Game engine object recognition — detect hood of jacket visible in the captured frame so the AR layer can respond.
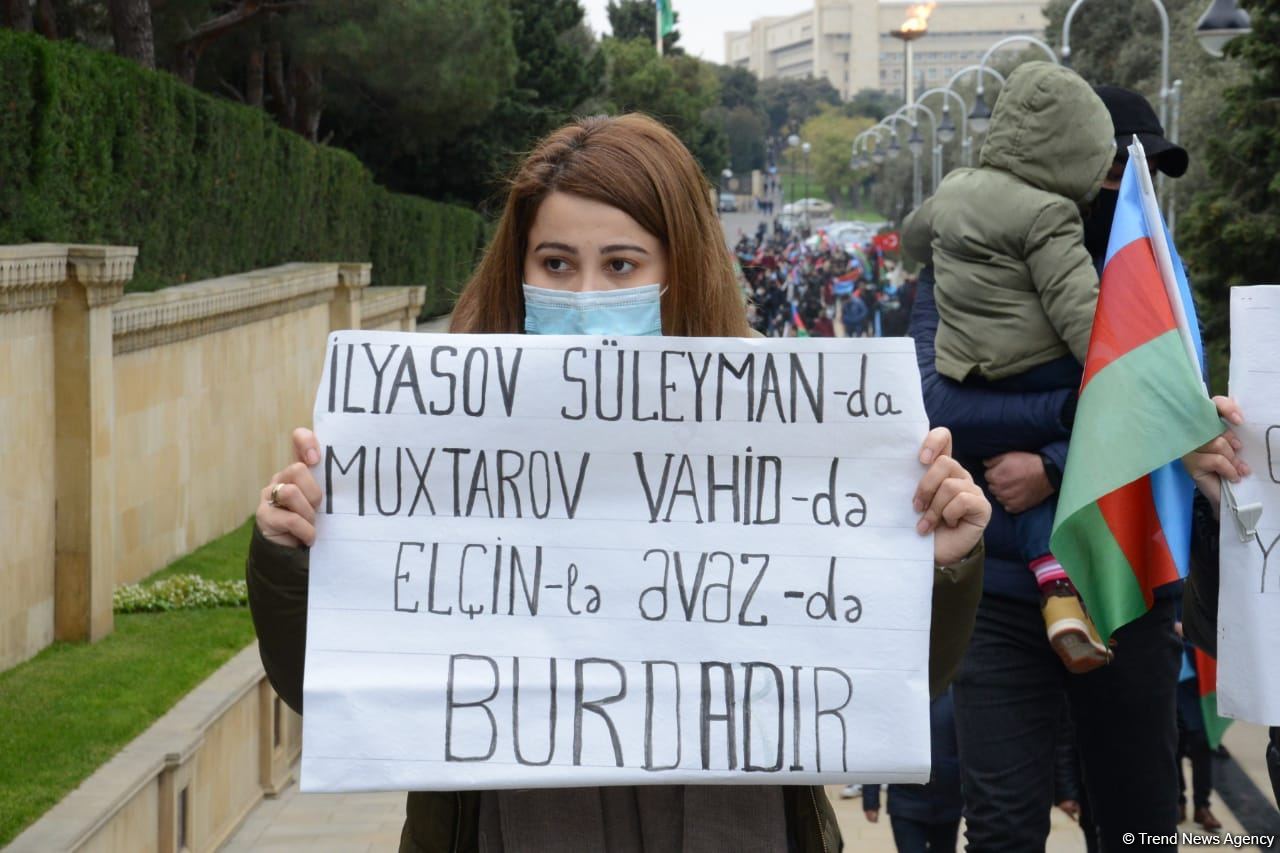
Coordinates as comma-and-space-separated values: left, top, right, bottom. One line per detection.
978, 62, 1115, 203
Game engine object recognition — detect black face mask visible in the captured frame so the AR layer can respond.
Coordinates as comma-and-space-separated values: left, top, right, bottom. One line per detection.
1083, 188, 1119, 265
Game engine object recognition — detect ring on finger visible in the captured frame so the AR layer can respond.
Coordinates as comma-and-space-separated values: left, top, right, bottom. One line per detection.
268, 483, 286, 508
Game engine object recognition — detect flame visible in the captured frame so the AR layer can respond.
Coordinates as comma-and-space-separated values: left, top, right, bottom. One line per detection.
900, 1, 937, 34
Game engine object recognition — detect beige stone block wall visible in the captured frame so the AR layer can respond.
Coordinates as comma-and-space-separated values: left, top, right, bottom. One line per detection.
189, 687, 263, 850
366, 316, 409, 332
113, 302, 331, 584
362, 285, 426, 334
0, 307, 57, 670
75, 780, 160, 853
0, 248, 425, 665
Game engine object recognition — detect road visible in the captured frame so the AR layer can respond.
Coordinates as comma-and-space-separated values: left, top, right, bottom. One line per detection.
720, 208, 774, 247
222, 721, 1277, 852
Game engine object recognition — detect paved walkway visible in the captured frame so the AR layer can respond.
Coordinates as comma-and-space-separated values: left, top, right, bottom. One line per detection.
221, 723, 1274, 852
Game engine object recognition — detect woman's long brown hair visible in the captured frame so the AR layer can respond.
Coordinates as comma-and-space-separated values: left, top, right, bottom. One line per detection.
450, 113, 750, 337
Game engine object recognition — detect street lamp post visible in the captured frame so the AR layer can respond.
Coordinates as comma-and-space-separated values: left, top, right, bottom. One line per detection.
852, 128, 890, 209
916, 87, 968, 179
852, 130, 873, 166
973, 35, 1059, 134
945, 65, 1006, 165
1063, 0, 1170, 128
801, 141, 812, 231
854, 125, 891, 162
877, 114, 913, 216
1062, 0, 1169, 128
854, 126, 888, 166
1195, 0, 1252, 56
787, 133, 801, 213
889, 103, 938, 207
871, 129, 890, 164
721, 167, 733, 213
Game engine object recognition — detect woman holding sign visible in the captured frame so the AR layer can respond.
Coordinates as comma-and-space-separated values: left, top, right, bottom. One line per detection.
248, 114, 991, 853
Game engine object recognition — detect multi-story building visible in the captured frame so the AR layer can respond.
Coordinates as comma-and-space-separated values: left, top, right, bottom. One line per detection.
725, 0, 1047, 100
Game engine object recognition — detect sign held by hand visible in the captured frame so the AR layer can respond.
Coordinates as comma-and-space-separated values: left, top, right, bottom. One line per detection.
302, 331, 935, 791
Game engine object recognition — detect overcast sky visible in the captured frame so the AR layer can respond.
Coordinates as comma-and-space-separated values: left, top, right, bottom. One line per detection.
581, 0, 819, 64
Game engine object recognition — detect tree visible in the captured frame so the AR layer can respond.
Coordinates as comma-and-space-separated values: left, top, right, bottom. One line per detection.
46, 0, 114, 49
295, 0, 516, 141
108, 0, 154, 67
2, 0, 32, 31
150, 0, 517, 143
716, 65, 760, 111
846, 88, 900, 121
378, 0, 605, 205
159, 1, 293, 85
759, 76, 841, 139
602, 38, 726, 176
512, 0, 603, 116
1180, 0, 1279, 348
3, 0, 101, 44
720, 105, 767, 173
606, 0, 679, 54
861, 150, 913, 225
707, 65, 768, 174
792, 105, 872, 207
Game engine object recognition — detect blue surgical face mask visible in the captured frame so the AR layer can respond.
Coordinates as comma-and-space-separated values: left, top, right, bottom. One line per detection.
522, 283, 663, 336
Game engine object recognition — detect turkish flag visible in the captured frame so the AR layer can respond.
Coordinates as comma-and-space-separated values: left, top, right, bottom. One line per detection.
873, 232, 901, 253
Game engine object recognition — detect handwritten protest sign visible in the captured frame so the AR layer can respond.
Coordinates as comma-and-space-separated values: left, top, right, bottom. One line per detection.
1218, 286, 1280, 726
300, 331, 934, 792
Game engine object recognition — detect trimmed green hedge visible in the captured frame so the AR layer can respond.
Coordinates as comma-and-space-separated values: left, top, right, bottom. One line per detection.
0, 31, 483, 305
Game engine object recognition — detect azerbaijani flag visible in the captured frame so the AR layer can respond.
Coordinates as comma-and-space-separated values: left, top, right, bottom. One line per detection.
657, 0, 675, 38
1049, 138, 1223, 642
1194, 648, 1232, 750
791, 303, 809, 337
833, 270, 859, 296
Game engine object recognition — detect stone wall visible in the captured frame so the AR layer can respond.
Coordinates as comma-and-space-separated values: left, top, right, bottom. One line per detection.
0, 246, 63, 670
0, 244, 426, 667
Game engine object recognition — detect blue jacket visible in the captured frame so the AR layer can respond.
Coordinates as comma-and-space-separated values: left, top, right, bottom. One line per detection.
863, 692, 962, 823
909, 269, 1073, 602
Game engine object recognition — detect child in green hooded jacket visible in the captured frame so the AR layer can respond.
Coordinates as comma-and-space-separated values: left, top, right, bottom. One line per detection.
904, 61, 1116, 673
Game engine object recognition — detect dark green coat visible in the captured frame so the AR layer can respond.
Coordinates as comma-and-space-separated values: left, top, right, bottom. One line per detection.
904, 61, 1115, 382
246, 528, 982, 852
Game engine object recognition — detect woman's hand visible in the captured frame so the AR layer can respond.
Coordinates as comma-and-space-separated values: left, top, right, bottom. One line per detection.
1182, 396, 1249, 517
915, 427, 991, 566
256, 428, 324, 548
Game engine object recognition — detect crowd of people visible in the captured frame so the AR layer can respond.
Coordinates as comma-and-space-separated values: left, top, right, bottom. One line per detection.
736, 221, 916, 340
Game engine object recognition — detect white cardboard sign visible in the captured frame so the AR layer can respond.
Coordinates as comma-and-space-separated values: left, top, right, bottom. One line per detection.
1218, 286, 1280, 726
300, 331, 934, 792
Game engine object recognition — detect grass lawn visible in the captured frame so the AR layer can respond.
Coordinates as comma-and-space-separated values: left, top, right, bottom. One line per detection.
0, 518, 258, 846
777, 172, 827, 205
831, 206, 887, 224
774, 175, 887, 224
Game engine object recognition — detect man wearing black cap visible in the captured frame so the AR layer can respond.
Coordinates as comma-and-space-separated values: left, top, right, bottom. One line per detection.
906, 85, 1198, 853
1082, 86, 1190, 264
1057, 83, 1206, 846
